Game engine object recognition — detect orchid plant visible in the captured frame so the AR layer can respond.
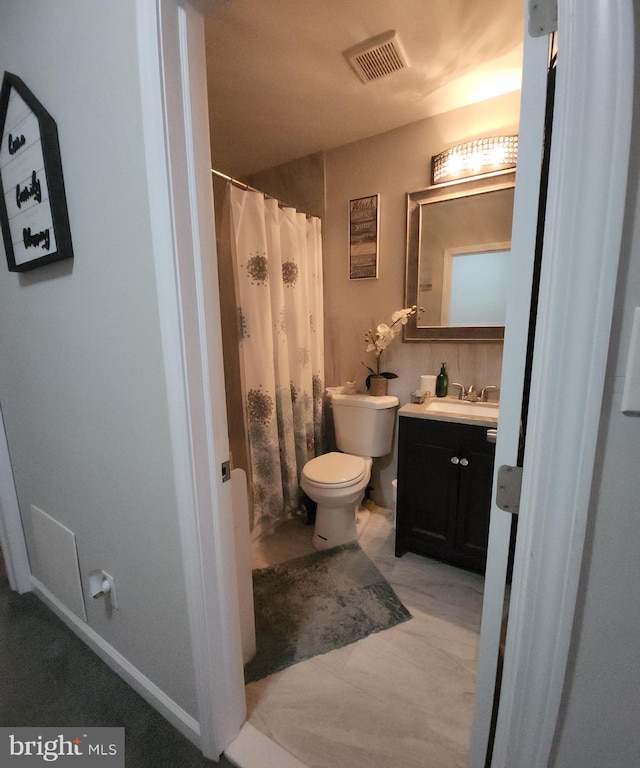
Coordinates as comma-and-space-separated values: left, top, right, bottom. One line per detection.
363, 305, 418, 388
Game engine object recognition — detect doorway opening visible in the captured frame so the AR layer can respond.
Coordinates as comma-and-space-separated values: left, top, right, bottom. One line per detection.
204, 2, 527, 766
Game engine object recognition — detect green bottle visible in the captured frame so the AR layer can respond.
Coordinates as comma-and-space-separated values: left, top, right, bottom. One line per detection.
436, 363, 448, 398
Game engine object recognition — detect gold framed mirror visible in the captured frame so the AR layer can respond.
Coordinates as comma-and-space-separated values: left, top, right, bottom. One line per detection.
404, 170, 515, 342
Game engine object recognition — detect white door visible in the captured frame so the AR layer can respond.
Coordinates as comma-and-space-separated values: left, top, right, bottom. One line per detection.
469, 26, 551, 768
472, 0, 634, 765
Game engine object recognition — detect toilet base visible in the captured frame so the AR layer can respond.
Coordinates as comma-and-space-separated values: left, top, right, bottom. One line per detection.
312, 499, 370, 551
355, 508, 370, 537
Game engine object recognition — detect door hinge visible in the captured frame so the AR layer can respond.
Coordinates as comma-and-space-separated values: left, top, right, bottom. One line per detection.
529, 0, 557, 37
221, 460, 231, 483
496, 465, 523, 515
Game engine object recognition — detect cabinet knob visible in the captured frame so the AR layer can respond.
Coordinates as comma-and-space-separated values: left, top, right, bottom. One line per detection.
460, 458, 469, 467
450, 456, 460, 465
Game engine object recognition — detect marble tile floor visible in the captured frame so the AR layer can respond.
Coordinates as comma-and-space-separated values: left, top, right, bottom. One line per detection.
247, 508, 485, 768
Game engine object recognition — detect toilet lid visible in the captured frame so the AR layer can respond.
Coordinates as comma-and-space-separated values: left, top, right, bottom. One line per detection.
303, 452, 367, 487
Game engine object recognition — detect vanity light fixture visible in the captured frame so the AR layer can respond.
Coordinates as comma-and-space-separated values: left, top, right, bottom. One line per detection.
431, 135, 518, 185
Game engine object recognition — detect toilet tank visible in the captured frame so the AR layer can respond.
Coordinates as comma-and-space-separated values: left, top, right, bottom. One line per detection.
331, 394, 399, 457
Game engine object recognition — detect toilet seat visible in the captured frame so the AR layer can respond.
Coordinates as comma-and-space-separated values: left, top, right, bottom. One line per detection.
302, 452, 367, 488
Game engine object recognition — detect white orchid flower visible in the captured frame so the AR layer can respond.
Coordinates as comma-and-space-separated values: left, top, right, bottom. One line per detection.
363, 307, 418, 380
391, 306, 417, 325
376, 323, 395, 343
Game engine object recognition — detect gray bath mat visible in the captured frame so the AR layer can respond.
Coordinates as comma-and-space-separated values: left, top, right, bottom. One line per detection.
244, 541, 412, 684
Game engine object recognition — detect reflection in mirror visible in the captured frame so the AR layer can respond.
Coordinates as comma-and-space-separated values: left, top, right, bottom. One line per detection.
404, 170, 515, 342
419, 190, 514, 327
444, 242, 510, 325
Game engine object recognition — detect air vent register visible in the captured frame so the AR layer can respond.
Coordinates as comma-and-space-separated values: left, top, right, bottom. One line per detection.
343, 30, 410, 84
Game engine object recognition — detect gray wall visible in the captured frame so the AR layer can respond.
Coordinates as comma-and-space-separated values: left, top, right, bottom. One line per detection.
242, 151, 325, 220
551, 11, 640, 765
212, 93, 520, 509
0, 1, 197, 715
323, 92, 519, 506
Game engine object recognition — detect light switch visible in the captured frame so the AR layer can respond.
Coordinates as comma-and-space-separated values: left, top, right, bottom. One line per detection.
621, 306, 640, 415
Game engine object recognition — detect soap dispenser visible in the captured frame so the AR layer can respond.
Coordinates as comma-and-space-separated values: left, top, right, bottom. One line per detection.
436, 363, 448, 398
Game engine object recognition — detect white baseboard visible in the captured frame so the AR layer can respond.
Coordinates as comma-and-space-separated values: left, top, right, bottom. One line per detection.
31, 577, 201, 748
224, 723, 309, 768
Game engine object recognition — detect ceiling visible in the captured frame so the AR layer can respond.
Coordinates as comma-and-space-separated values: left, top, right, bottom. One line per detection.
204, 0, 523, 178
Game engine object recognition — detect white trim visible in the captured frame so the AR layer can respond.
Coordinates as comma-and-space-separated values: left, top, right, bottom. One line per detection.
469, 27, 549, 768
136, 0, 245, 760
0, 404, 31, 594
224, 724, 309, 768
173, 0, 247, 751
31, 576, 200, 745
491, 1, 634, 766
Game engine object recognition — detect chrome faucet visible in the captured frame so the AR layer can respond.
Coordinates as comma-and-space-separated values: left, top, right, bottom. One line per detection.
450, 382, 466, 400
480, 385, 499, 402
450, 383, 478, 401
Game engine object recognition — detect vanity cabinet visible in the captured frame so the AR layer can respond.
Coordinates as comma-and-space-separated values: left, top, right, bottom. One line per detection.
395, 415, 496, 573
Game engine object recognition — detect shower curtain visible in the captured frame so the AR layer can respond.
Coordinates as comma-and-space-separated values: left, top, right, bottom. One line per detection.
228, 184, 324, 538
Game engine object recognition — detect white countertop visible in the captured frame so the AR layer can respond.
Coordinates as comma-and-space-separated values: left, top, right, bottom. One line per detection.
399, 397, 499, 428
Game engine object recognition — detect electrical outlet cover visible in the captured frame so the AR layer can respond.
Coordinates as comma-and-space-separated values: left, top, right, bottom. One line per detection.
102, 571, 118, 610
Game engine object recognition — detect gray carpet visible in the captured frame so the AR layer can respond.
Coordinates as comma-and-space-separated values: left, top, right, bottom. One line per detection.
244, 542, 412, 684
0, 571, 234, 767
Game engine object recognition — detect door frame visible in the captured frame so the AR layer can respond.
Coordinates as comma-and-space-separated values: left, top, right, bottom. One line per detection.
489, 1, 634, 766
135, 0, 246, 758
135, 0, 634, 764
471, 27, 550, 766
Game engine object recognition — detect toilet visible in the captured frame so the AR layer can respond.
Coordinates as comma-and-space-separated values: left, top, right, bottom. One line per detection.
301, 393, 399, 551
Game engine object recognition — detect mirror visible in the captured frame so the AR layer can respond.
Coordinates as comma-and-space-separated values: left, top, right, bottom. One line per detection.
404, 170, 515, 341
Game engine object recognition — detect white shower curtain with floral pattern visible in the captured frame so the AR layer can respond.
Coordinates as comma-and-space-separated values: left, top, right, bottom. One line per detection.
229, 185, 324, 538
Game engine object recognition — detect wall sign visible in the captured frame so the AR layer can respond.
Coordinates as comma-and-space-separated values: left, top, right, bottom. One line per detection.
0, 72, 73, 272
348, 194, 379, 280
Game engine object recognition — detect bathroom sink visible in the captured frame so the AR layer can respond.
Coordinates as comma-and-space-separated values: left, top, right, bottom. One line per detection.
399, 398, 499, 426
425, 400, 500, 419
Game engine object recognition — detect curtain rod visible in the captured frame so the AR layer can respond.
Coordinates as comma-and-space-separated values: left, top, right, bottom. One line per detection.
211, 167, 267, 197
210, 167, 313, 218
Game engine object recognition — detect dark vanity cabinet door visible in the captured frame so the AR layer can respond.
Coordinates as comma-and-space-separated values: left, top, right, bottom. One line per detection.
395, 416, 496, 573
455, 444, 495, 565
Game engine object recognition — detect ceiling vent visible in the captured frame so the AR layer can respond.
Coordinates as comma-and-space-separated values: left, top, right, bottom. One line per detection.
343, 30, 410, 84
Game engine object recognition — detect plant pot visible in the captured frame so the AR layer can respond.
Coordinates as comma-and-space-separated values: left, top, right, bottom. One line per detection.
368, 376, 389, 397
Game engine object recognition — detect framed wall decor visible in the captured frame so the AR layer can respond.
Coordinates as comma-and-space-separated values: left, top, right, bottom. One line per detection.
0, 71, 74, 272
348, 194, 379, 279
